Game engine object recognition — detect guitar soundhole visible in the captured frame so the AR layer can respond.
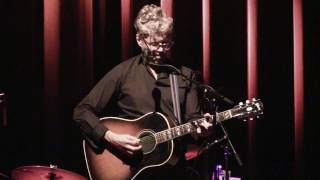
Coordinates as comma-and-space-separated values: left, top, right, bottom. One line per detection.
138, 130, 156, 154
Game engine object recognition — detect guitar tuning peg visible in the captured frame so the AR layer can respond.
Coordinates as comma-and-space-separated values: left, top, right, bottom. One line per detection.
252, 98, 256, 101
249, 117, 254, 121
256, 115, 260, 119
243, 119, 247, 122
239, 102, 244, 106
246, 100, 250, 104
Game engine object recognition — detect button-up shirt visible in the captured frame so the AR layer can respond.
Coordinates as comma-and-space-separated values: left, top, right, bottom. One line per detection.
73, 54, 200, 151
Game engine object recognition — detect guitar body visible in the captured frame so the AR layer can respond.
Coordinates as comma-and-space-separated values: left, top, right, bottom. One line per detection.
83, 112, 179, 180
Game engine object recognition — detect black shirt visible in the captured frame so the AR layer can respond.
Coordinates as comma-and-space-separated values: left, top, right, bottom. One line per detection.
73, 54, 201, 151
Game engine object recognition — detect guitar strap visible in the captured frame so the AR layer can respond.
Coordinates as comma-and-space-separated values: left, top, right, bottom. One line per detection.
169, 74, 181, 124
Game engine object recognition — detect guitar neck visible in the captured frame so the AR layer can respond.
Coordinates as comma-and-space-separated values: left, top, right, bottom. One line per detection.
155, 109, 235, 143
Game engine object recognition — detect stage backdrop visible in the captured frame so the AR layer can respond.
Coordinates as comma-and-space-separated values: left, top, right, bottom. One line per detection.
0, 0, 319, 180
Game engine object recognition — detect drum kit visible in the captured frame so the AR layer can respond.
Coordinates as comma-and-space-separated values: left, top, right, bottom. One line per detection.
1, 92, 88, 179
1, 164, 88, 180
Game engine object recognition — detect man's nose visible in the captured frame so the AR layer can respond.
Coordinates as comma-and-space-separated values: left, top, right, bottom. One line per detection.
157, 46, 164, 52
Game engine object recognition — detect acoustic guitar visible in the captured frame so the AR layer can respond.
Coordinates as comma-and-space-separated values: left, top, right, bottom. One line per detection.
83, 99, 263, 180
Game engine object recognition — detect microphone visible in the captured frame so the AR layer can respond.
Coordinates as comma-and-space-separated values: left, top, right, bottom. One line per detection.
202, 85, 234, 106
146, 59, 181, 75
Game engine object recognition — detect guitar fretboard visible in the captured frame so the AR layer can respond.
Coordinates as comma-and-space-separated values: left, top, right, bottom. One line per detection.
155, 109, 235, 144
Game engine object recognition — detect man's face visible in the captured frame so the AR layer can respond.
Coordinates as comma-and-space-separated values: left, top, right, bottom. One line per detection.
138, 34, 173, 61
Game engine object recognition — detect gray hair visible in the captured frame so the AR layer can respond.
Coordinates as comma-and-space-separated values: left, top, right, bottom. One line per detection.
134, 4, 173, 36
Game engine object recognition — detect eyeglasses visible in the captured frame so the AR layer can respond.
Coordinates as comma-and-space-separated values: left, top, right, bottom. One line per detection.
146, 40, 174, 50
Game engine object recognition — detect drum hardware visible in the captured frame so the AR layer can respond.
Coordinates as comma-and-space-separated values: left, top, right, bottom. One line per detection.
11, 165, 88, 180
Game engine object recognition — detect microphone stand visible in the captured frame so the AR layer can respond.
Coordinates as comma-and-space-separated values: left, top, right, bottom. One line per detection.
152, 62, 243, 179
202, 103, 243, 180
215, 106, 243, 180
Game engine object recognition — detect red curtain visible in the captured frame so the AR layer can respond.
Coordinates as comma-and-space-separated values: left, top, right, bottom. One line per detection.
0, 0, 315, 179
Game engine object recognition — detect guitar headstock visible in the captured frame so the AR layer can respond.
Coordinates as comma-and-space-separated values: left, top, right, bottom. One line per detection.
232, 98, 263, 120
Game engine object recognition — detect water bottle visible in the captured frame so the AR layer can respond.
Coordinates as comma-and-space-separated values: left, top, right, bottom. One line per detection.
212, 164, 223, 180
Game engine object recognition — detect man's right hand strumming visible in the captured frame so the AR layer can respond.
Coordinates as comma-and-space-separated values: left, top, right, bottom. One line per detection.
104, 130, 142, 155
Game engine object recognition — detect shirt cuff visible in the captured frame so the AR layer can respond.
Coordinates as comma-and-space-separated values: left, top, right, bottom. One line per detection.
92, 123, 108, 145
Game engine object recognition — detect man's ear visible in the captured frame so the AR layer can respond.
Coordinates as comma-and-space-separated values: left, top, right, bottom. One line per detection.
136, 34, 145, 48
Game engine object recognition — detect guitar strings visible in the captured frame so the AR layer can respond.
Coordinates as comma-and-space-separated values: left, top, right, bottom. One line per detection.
138, 119, 205, 144
138, 126, 198, 144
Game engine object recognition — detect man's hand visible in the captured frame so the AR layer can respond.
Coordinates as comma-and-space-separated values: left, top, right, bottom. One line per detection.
104, 130, 142, 155
196, 113, 214, 137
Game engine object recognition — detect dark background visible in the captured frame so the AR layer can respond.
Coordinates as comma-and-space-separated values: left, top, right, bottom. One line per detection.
1, 0, 319, 179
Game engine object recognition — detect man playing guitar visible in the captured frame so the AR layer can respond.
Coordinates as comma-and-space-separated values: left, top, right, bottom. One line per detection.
73, 4, 214, 180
